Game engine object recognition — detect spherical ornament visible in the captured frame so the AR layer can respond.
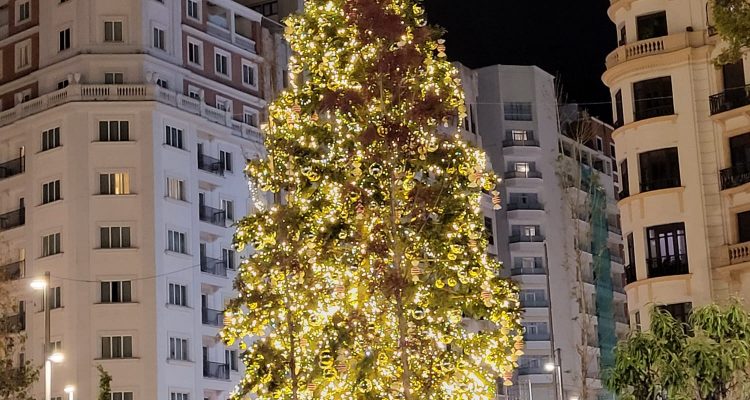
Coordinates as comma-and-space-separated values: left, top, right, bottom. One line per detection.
412, 308, 426, 320
377, 352, 389, 364
402, 179, 415, 191
319, 350, 334, 368
483, 178, 496, 191
448, 311, 462, 324
348, 191, 360, 202
307, 171, 320, 182
447, 253, 457, 261
322, 367, 337, 379
369, 163, 383, 177
338, 231, 347, 239
377, 125, 387, 136
357, 379, 372, 393
440, 359, 455, 373
450, 244, 462, 254
447, 278, 457, 287
435, 279, 445, 288
469, 266, 480, 277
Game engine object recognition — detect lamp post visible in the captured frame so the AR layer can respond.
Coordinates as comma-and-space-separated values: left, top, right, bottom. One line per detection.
31, 272, 53, 400
544, 348, 564, 400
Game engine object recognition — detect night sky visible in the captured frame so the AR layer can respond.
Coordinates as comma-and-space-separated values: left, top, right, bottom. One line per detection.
425, 0, 616, 121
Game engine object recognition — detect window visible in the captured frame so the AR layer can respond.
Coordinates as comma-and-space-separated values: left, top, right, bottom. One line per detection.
521, 257, 538, 270
104, 21, 123, 42
619, 159, 629, 198
171, 392, 189, 400
509, 129, 530, 141
42, 233, 61, 257
514, 162, 529, 173
15, 40, 31, 71
657, 302, 692, 325
49, 340, 62, 353
166, 177, 186, 201
57, 79, 69, 90
100, 226, 132, 249
42, 128, 61, 151
102, 335, 133, 359
227, 349, 238, 371
187, 39, 202, 66
188, 86, 201, 100
484, 217, 494, 245
222, 248, 235, 270
242, 61, 257, 87
636, 11, 668, 41
595, 137, 603, 151
521, 289, 547, 306
646, 222, 688, 278
634, 311, 642, 331
522, 225, 537, 238
522, 322, 549, 340
99, 121, 130, 141
214, 50, 229, 77
17, 1, 30, 22
187, 0, 200, 19
251, 1, 279, 17
42, 180, 61, 204
614, 90, 624, 127
627, 232, 635, 266
219, 151, 232, 172
216, 98, 230, 112
59, 28, 71, 52
633, 76, 674, 121
168, 283, 188, 306
99, 173, 131, 195
243, 108, 259, 127
156, 79, 168, 89
619, 24, 627, 45
639, 147, 680, 192
738, 211, 750, 243
168, 230, 187, 254
504, 102, 533, 121
165, 126, 183, 149
153, 27, 165, 50
109, 392, 133, 400
221, 200, 234, 221
48, 287, 62, 309
610, 143, 616, 159
105, 72, 124, 84
169, 337, 188, 361
101, 281, 132, 303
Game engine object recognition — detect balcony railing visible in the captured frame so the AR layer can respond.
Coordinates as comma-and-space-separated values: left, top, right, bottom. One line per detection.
640, 177, 681, 193
508, 235, 545, 244
0, 260, 24, 281
1, 312, 25, 333
624, 264, 637, 285
0, 207, 25, 232
710, 84, 750, 115
646, 254, 689, 279
202, 307, 224, 327
720, 163, 750, 190
504, 170, 542, 179
502, 138, 540, 148
605, 32, 691, 69
634, 103, 675, 122
520, 299, 550, 308
203, 360, 230, 380
505, 201, 544, 211
200, 256, 227, 277
510, 267, 546, 276
0, 156, 24, 180
523, 332, 551, 341
729, 241, 750, 265
199, 205, 227, 227
197, 154, 225, 176
517, 366, 549, 375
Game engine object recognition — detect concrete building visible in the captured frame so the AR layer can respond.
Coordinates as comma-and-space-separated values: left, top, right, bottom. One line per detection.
603, 0, 750, 329
240, 0, 302, 22
0, 1, 287, 399
475, 65, 627, 400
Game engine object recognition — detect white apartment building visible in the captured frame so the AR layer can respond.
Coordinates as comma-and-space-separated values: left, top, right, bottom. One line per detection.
0, 1, 287, 399
475, 65, 628, 400
603, 0, 750, 328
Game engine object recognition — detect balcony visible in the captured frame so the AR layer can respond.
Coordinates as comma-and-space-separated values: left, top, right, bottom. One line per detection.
504, 170, 542, 180
624, 264, 636, 284
201, 256, 227, 277
0, 156, 24, 180
506, 201, 544, 211
520, 299, 549, 308
510, 267, 546, 276
646, 254, 689, 279
203, 360, 230, 380
202, 307, 224, 327
502, 138, 540, 148
523, 332, 550, 341
710, 84, 750, 116
0, 207, 24, 232
517, 366, 549, 375
729, 241, 750, 265
508, 235, 545, 244
198, 154, 225, 176
0, 260, 24, 281
1, 312, 25, 333
640, 177, 681, 193
199, 205, 227, 227
720, 163, 750, 190
634, 103, 675, 122
605, 32, 691, 69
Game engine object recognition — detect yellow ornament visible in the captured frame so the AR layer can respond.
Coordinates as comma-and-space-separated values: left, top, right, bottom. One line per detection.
435, 279, 445, 288
447, 278, 457, 287
357, 379, 372, 393
369, 163, 383, 177
412, 308, 426, 320
319, 350, 334, 367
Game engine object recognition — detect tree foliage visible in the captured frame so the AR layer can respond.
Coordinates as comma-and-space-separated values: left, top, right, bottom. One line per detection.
97, 364, 112, 400
712, 0, 750, 65
606, 301, 750, 400
0, 267, 38, 400
221, 0, 523, 399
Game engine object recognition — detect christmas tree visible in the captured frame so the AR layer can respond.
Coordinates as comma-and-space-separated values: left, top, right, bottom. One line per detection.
222, 0, 523, 398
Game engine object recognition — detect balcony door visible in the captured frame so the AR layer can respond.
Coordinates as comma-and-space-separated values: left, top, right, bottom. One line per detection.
723, 60, 746, 94
636, 11, 668, 40
646, 222, 688, 276
730, 133, 750, 168
738, 211, 750, 243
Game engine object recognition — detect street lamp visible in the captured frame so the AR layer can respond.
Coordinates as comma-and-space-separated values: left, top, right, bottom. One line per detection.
31, 272, 53, 400
544, 348, 564, 400
64, 385, 75, 400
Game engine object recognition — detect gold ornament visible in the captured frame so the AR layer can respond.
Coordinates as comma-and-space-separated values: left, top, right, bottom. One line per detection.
319, 350, 334, 367
447, 278, 457, 287
412, 308, 426, 320
323, 367, 337, 379
435, 279, 445, 288
369, 163, 383, 177
358, 379, 372, 393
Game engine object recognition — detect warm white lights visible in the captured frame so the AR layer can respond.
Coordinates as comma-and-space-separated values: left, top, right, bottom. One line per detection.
63, 385, 75, 394
544, 362, 555, 372
30, 278, 48, 290
48, 352, 64, 363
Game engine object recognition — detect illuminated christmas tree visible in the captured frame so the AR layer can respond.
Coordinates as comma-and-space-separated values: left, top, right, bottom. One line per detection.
221, 0, 523, 398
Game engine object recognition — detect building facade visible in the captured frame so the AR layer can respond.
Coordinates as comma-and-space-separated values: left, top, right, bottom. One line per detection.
0, 1, 287, 399
603, 0, 750, 329
475, 65, 627, 400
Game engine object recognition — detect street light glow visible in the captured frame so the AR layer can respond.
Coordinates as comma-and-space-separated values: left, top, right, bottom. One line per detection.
63, 385, 75, 394
30, 279, 48, 290
48, 352, 64, 363
544, 362, 555, 372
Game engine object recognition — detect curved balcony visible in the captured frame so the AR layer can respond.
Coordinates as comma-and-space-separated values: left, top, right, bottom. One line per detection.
720, 163, 750, 190
728, 241, 750, 265
646, 254, 689, 279
605, 32, 703, 70
710, 84, 750, 116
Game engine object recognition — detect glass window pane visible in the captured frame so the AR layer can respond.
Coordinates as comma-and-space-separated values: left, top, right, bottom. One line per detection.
123, 336, 132, 357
